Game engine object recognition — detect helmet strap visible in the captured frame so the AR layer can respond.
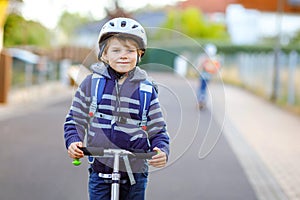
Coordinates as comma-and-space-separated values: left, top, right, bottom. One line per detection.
98, 43, 107, 61
136, 54, 141, 66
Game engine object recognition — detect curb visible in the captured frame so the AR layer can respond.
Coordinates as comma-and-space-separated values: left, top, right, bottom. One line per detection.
208, 84, 289, 200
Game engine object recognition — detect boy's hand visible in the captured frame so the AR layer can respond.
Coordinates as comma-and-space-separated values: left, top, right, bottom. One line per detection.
148, 147, 167, 168
68, 142, 84, 159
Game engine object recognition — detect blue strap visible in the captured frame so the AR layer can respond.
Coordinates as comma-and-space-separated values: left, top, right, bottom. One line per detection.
97, 78, 106, 104
88, 73, 106, 163
139, 80, 153, 128
89, 74, 106, 117
90, 76, 98, 99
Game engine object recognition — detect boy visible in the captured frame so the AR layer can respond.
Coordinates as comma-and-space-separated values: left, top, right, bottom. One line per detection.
64, 17, 170, 200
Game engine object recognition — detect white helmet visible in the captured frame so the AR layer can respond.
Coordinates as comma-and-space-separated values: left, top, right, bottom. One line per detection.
98, 17, 147, 57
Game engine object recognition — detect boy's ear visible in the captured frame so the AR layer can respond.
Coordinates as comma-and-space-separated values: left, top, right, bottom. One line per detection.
137, 50, 144, 63
101, 53, 108, 63
138, 50, 144, 57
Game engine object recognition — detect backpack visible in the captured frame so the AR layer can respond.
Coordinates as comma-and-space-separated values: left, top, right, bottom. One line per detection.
202, 59, 220, 74
88, 73, 154, 130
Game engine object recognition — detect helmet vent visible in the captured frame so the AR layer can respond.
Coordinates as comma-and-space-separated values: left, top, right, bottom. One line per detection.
132, 25, 138, 29
109, 22, 115, 27
121, 21, 126, 27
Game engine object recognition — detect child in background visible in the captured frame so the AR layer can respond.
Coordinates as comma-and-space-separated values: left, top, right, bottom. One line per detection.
197, 44, 220, 109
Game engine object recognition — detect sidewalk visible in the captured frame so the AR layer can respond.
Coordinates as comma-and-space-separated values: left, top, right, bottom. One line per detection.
220, 85, 300, 200
0, 82, 73, 121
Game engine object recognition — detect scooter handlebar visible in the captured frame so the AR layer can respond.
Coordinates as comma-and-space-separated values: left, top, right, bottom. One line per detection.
131, 151, 157, 159
72, 147, 156, 166
79, 147, 104, 156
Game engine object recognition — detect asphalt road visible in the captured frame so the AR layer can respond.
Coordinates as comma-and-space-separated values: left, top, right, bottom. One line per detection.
0, 73, 258, 200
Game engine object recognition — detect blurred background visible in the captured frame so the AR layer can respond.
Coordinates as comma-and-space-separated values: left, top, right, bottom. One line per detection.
1, 0, 300, 112
1, 1, 300, 200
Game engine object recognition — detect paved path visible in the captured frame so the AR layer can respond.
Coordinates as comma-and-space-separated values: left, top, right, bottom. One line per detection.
0, 73, 298, 199
222, 84, 300, 200
146, 74, 257, 199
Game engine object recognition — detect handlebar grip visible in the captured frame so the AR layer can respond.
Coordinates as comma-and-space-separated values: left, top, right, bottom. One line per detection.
132, 151, 157, 159
72, 147, 104, 166
79, 147, 104, 156
72, 158, 81, 166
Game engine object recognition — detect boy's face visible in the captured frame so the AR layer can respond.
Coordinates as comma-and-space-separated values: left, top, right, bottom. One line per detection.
102, 37, 140, 73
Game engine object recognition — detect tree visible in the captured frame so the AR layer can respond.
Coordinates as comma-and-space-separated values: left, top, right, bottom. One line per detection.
57, 11, 93, 37
4, 13, 51, 47
161, 8, 228, 40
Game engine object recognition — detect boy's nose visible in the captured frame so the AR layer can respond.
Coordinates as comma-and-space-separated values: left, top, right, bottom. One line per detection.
120, 51, 129, 59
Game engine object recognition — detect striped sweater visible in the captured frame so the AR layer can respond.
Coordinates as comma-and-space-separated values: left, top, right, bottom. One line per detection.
64, 63, 170, 174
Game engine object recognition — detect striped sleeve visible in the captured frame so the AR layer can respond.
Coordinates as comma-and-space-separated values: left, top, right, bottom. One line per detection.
64, 75, 91, 149
147, 87, 170, 157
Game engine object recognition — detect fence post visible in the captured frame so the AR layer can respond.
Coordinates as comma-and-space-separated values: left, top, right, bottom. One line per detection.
25, 62, 34, 87
288, 51, 297, 105
59, 59, 71, 85
0, 50, 12, 103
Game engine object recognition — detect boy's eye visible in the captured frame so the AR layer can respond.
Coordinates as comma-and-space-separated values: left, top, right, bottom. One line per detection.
110, 48, 136, 53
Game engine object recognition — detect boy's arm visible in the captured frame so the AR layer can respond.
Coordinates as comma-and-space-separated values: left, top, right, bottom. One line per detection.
64, 75, 91, 149
146, 88, 170, 158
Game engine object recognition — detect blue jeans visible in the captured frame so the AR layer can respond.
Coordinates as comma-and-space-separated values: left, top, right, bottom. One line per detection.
198, 77, 209, 103
88, 168, 148, 200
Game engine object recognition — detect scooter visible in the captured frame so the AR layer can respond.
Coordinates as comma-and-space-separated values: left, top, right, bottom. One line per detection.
73, 147, 156, 200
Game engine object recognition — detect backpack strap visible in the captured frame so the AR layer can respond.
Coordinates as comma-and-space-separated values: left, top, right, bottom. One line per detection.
139, 80, 153, 130
87, 73, 106, 164
89, 73, 106, 117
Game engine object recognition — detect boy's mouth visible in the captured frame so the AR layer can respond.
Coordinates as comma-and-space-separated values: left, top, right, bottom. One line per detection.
118, 62, 130, 65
